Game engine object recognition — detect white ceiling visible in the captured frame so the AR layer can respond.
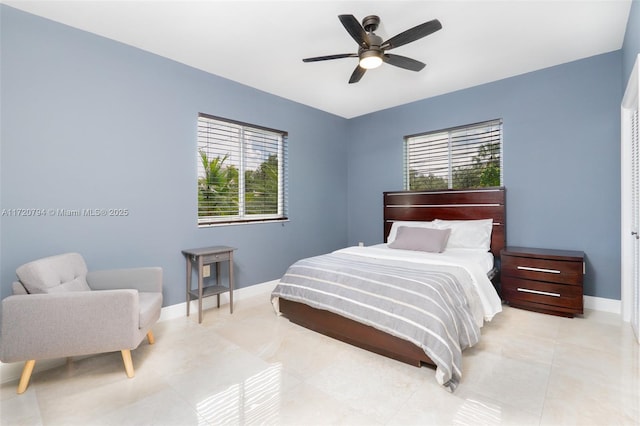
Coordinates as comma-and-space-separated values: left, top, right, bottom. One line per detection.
2, 0, 633, 118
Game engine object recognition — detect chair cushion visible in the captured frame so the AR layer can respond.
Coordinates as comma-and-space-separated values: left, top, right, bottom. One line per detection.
16, 253, 91, 294
138, 292, 162, 330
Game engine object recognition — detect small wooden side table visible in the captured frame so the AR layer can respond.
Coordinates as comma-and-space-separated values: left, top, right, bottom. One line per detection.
182, 246, 236, 323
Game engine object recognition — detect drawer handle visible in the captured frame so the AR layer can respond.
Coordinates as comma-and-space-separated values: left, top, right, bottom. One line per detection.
517, 266, 561, 274
517, 287, 560, 297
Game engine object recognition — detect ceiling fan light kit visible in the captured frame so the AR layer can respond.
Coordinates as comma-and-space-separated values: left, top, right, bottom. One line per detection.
303, 13, 442, 83
359, 49, 383, 69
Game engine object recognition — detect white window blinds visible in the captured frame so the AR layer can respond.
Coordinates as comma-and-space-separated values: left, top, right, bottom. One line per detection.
404, 119, 503, 190
197, 113, 288, 226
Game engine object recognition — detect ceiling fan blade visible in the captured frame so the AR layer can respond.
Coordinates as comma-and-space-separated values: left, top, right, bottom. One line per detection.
339, 14, 369, 49
303, 53, 357, 62
383, 54, 426, 72
349, 65, 366, 84
381, 19, 442, 50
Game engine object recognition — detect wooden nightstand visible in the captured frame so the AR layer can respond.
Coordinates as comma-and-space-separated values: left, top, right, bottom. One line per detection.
500, 246, 585, 317
182, 246, 236, 323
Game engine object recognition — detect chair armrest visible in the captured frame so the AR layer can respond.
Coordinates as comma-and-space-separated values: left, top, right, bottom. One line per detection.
0, 290, 140, 363
87, 267, 162, 293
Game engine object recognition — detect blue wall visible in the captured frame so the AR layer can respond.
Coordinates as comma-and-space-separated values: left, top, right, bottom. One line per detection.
346, 52, 623, 300
0, 6, 349, 306
1, 4, 635, 304
623, 0, 640, 84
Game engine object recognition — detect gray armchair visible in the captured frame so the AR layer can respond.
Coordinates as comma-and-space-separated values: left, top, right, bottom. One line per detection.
0, 253, 163, 394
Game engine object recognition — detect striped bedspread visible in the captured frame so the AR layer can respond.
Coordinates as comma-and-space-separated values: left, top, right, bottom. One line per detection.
271, 251, 483, 391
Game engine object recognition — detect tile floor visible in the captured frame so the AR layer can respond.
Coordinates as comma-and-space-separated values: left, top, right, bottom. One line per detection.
1, 293, 638, 426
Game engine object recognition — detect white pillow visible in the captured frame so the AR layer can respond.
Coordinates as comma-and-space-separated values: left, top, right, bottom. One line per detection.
433, 219, 493, 251
387, 220, 437, 244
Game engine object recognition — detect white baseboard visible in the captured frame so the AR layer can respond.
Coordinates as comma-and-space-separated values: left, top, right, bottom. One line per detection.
159, 279, 278, 321
583, 295, 621, 314
0, 280, 279, 385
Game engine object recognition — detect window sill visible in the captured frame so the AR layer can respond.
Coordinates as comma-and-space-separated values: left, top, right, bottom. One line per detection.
198, 218, 289, 228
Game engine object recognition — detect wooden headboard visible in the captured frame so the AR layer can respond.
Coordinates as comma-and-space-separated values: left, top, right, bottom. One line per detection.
383, 187, 506, 257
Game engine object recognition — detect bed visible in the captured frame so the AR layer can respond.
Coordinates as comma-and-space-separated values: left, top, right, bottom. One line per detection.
271, 187, 506, 390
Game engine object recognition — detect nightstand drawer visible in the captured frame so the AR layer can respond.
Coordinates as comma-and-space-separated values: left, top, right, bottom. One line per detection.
202, 252, 230, 264
501, 254, 583, 285
502, 277, 583, 310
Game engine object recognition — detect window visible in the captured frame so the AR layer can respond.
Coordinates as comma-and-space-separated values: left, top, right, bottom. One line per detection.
197, 113, 288, 226
404, 119, 503, 190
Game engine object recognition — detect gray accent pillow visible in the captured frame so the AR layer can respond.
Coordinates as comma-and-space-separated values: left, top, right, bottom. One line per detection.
16, 253, 91, 294
388, 226, 452, 253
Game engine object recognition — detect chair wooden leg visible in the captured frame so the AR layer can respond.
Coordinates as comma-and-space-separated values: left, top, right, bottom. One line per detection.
147, 330, 155, 345
121, 350, 134, 378
17, 360, 36, 394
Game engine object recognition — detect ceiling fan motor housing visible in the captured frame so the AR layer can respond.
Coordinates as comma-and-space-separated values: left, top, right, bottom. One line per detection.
365, 32, 383, 48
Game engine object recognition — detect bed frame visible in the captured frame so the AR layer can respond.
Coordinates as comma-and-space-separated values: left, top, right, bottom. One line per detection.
279, 187, 506, 368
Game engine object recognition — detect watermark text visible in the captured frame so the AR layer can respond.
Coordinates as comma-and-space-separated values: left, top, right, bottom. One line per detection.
1, 208, 130, 217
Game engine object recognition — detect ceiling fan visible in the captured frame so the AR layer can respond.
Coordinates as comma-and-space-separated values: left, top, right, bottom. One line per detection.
303, 14, 442, 84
